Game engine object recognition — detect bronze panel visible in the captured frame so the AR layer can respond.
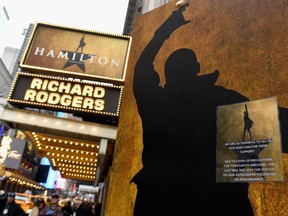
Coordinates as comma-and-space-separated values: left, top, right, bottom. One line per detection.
107, 0, 288, 215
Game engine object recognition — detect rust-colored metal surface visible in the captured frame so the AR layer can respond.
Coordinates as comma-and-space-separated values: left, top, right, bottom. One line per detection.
106, 0, 288, 215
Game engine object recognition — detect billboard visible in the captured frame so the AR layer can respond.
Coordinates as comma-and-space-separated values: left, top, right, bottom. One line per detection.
216, 97, 284, 182
7, 72, 123, 117
106, 0, 288, 216
2, 137, 26, 169
20, 22, 132, 84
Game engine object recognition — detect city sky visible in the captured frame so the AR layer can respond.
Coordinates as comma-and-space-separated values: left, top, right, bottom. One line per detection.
2, 0, 130, 49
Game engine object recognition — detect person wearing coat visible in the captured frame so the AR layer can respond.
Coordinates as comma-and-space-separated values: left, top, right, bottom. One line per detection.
2, 192, 25, 216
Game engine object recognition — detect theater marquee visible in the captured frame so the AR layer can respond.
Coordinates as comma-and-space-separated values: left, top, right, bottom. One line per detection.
8, 72, 123, 116
20, 22, 132, 84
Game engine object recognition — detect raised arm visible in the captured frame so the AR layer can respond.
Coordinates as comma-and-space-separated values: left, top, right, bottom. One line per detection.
133, 3, 190, 100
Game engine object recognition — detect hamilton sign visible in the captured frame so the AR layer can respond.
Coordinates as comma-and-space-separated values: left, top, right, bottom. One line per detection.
20, 22, 132, 84
8, 72, 123, 117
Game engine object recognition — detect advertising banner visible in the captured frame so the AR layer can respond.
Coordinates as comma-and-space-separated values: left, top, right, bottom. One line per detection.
216, 97, 284, 182
20, 22, 132, 84
3, 137, 26, 169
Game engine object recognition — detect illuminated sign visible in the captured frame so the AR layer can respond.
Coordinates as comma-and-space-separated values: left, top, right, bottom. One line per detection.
1, 136, 26, 169
20, 22, 132, 84
8, 72, 123, 116
39, 157, 58, 189
54, 176, 66, 190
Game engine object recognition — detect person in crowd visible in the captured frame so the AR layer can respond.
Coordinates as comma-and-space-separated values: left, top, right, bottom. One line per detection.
0, 190, 7, 214
37, 200, 47, 216
28, 199, 40, 216
93, 202, 101, 216
71, 199, 80, 215
74, 198, 92, 216
2, 192, 25, 216
29, 199, 45, 216
40, 197, 51, 216
46, 194, 63, 216
61, 201, 73, 216
85, 202, 93, 216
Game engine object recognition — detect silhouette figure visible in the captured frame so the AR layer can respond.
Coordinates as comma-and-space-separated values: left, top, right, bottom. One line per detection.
242, 104, 254, 141
76, 34, 86, 53
132, 3, 254, 216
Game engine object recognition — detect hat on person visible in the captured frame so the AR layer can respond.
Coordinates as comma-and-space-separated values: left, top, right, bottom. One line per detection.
8, 192, 15, 198
51, 193, 60, 199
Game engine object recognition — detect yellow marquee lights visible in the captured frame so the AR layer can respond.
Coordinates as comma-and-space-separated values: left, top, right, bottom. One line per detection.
32, 132, 99, 149
27, 131, 100, 181
8, 176, 44, 190
8, 72, 124, 117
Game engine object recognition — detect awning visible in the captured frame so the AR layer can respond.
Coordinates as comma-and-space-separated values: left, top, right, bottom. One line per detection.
0, 106, 117, 182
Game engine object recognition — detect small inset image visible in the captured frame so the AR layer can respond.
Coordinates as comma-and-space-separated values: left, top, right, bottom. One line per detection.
216, 97, 284, 183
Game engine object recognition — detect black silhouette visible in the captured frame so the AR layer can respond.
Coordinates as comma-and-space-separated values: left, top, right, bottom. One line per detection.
62, 34, 92, 71
242, 104, 254, 141
132, 3, 254, 216
76, 34, 86, 53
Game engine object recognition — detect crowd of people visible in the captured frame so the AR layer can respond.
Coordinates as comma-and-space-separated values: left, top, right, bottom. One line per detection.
0, 191, 101, 216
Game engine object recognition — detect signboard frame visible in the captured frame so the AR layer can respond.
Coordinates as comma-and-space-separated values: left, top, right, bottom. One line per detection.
7, 72, 124, 117
216, 97, 284, 183
20, 22, 132, 85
